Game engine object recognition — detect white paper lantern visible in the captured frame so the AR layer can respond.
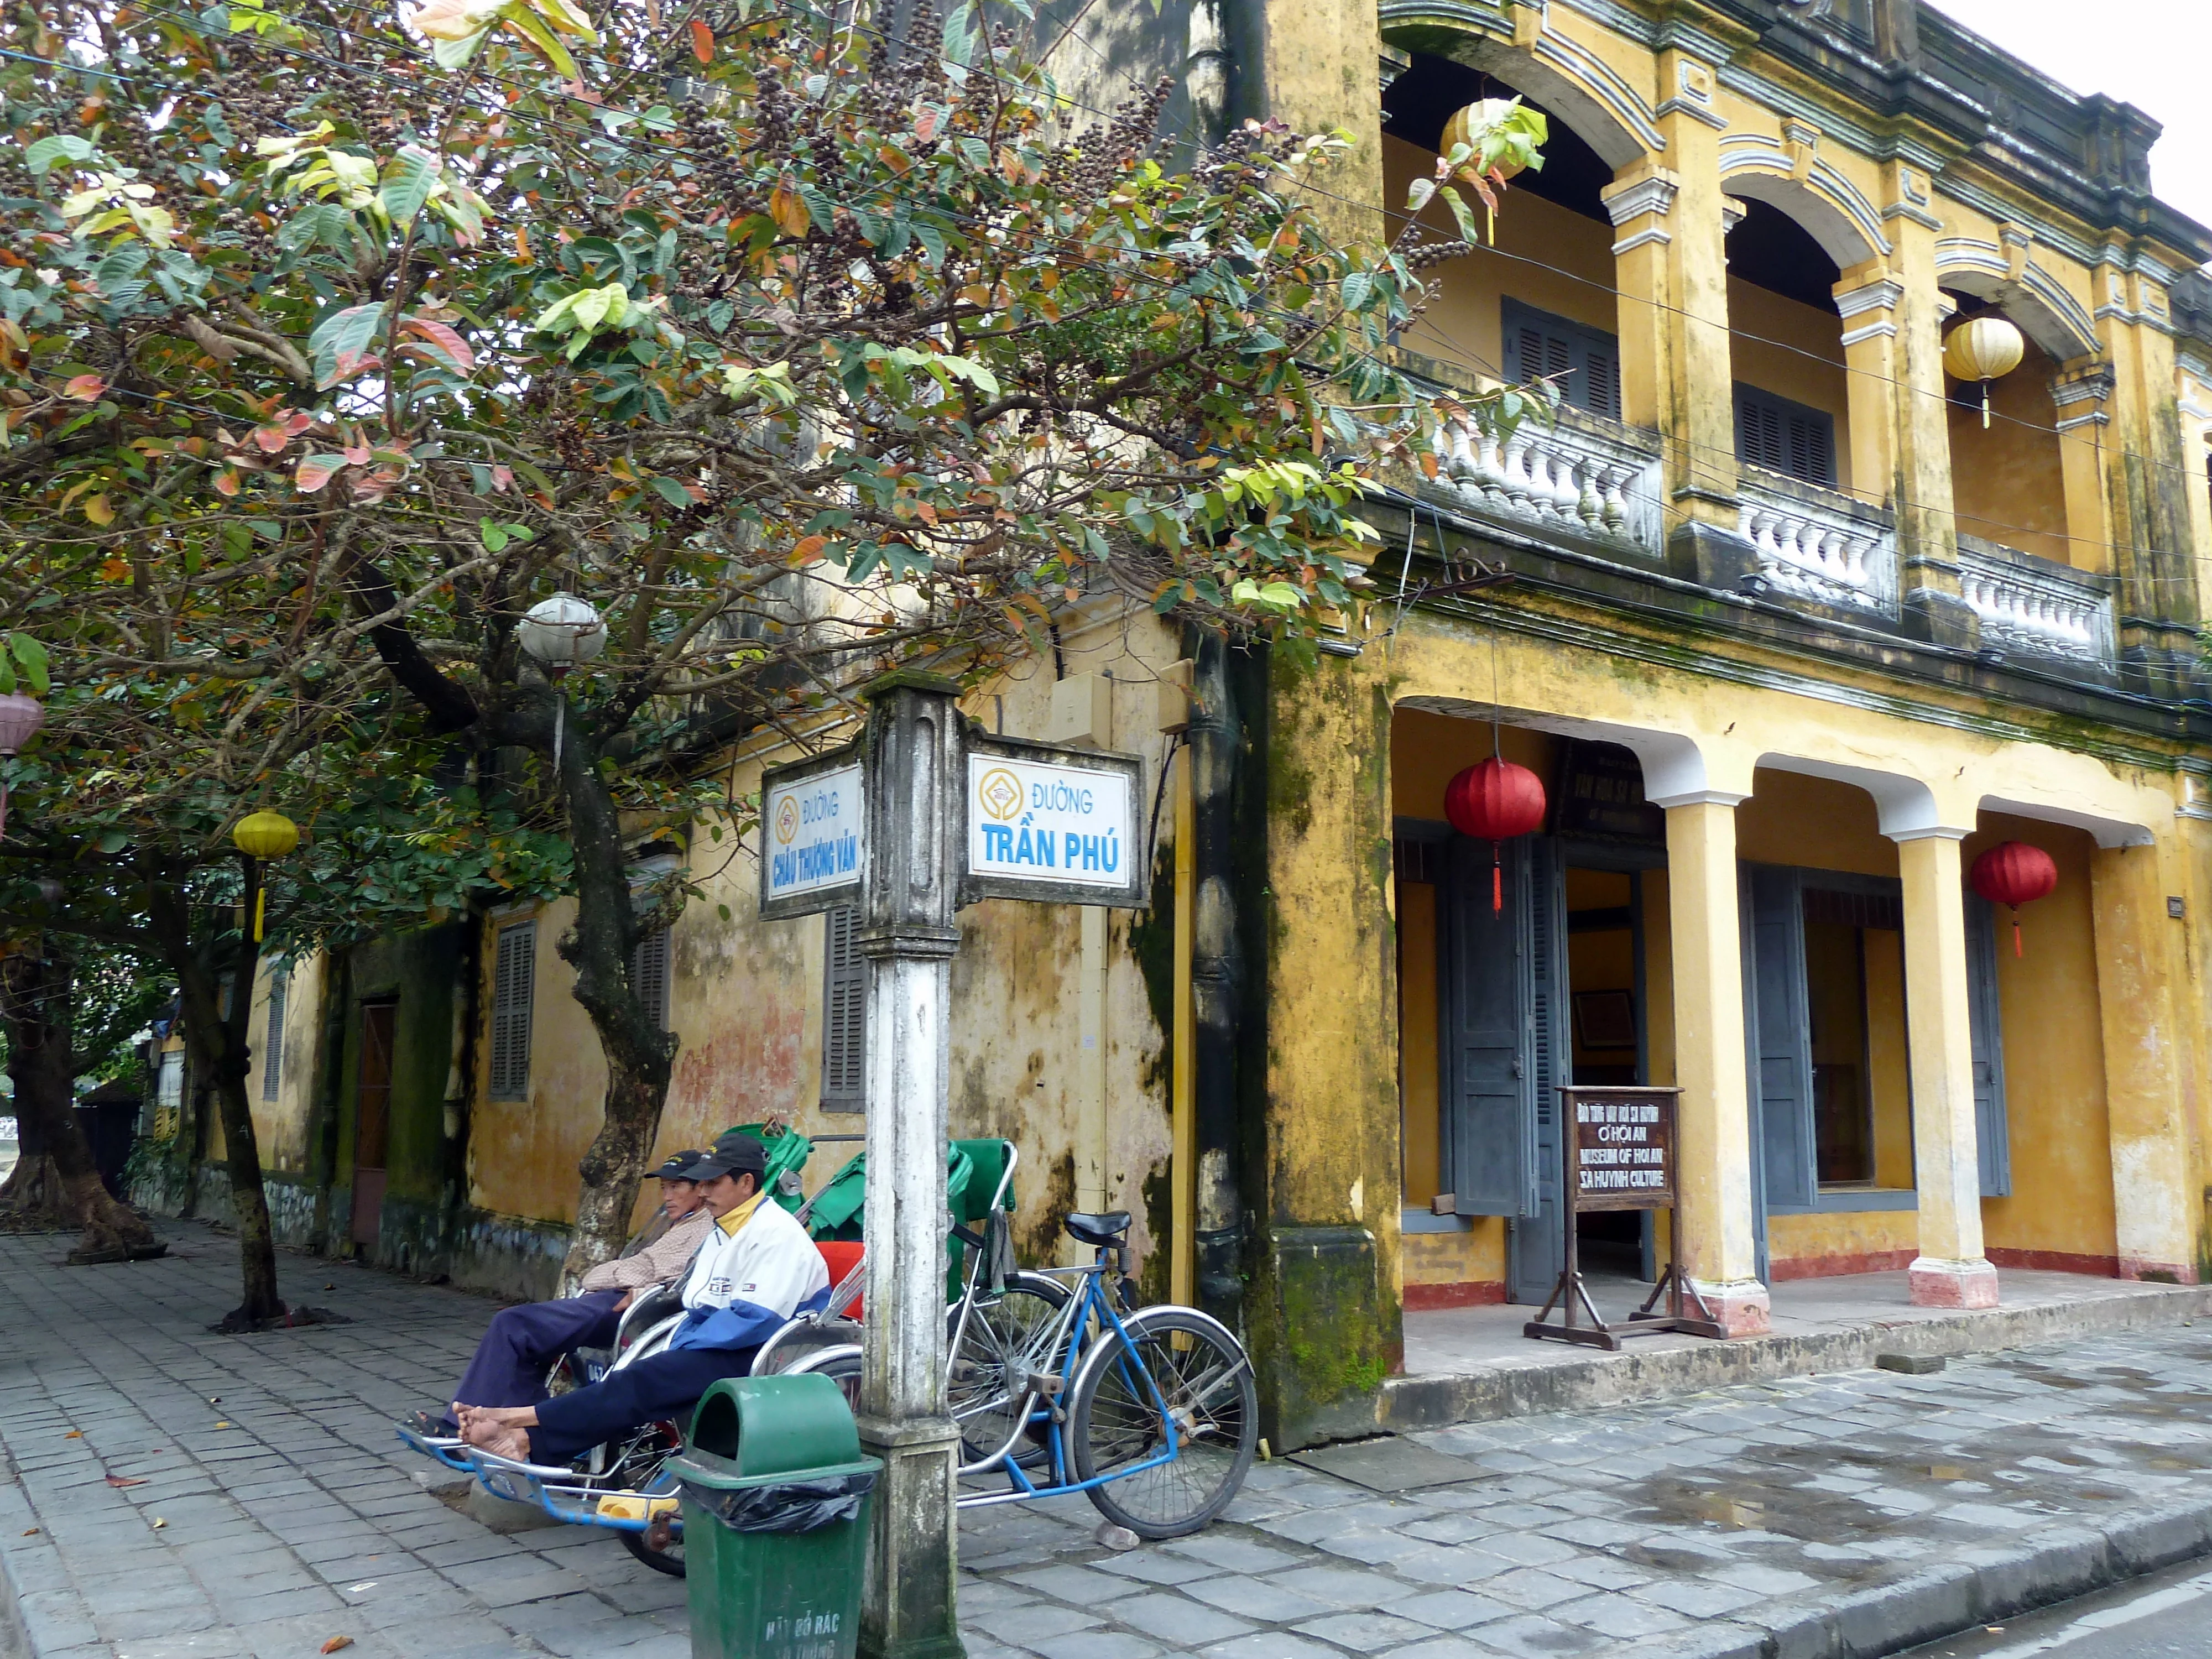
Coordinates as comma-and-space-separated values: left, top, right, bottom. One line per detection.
518, 593, 607, 674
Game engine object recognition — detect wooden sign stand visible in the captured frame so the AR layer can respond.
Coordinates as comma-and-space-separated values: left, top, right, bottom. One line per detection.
1524, 1086, 1729, 1350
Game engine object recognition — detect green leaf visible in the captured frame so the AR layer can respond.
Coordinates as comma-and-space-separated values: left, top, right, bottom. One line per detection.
378, 147, 439, 229
307, 302, 385, 386
9, 635, 49, 696
649, 476, 693, 508
27, 135, 96, 176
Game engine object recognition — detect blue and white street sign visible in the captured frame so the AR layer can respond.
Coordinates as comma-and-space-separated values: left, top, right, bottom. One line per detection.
962, 742, 1146, 908
758, 749, 865, 919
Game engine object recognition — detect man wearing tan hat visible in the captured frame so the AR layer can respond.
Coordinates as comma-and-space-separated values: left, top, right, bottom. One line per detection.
407, 1149, 713, 1438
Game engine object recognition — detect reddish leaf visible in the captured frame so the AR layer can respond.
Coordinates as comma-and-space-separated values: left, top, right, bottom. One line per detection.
105, 1475, 145, 1488
321, 1640, 354, 1653
62, 374, 106, 401
295, 455, 348, 493
397, 318, 476, 374
490, 465, 514, 492
688, 17, 713, 61
212, 470, 241, 498
914, 105, 940, 143
251, 424, 291, 454
100, 558, 129, 581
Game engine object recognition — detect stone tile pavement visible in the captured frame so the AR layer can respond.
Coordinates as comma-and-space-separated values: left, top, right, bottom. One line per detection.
8, 1223, 2212, 1659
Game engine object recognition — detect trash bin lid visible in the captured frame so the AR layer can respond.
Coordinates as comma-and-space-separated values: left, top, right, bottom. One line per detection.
688, 1374, 862, 1476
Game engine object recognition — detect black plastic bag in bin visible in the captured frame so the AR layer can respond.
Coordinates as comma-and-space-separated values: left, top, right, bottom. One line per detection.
681, 1468, 878, 1534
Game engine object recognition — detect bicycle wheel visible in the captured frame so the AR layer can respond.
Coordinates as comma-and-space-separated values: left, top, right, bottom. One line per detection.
1068, 1307, 1256, 1538
797, 1347, 862, 1412
610, 1424, 686, 1577
949, 1270, 1068, 1465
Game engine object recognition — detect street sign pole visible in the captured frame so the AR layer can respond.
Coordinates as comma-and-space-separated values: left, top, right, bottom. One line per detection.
854, 672, 967, 1659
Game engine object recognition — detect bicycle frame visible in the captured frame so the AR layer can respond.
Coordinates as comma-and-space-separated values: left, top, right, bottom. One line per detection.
952, 1249, 1192, 1511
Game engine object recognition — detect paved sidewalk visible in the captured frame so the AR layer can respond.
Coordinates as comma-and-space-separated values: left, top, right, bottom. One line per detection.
7, 1224, 2212, 1659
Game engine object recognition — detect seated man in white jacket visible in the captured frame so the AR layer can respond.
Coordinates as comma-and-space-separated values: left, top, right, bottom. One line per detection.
454, 1130, 830, 1467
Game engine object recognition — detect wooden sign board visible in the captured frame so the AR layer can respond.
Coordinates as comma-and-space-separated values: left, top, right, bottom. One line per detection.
1571, 1090, 1676, 1211
1525, 1085, 1725, 1350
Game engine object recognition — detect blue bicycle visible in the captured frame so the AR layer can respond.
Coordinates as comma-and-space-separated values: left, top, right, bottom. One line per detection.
946, 1204, 1258, 1537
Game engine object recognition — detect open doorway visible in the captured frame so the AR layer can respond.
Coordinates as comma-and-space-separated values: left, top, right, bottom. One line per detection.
1564, 868, 1647, 1278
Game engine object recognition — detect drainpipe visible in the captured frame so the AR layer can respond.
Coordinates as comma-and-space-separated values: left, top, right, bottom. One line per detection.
1186, 0, 1232, 149
1190, 633, 1246, 1322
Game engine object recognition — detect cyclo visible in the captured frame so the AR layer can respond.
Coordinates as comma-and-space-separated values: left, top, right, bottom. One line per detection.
398, 1130, 1256, 1574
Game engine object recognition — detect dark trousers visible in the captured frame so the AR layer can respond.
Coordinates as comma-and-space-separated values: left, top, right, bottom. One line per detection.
443, 1290, 624, 1431
529, 1343, 760, 1467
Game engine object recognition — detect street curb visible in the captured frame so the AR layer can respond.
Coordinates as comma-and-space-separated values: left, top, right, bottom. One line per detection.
1620, 1493, 2212, 1659
1380, 1281, 2212, 1430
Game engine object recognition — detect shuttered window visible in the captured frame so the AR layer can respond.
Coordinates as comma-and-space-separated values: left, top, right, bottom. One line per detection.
632, 927, 671, 1034
820, 905, 866, 1113
1735, 385, 1837, 488
260, 972, 288, 1103
1503, 299, 1623, 420
489, 921, 536, 1100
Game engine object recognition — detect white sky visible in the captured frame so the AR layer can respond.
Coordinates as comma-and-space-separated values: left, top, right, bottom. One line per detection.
1927, 0, 2212, 238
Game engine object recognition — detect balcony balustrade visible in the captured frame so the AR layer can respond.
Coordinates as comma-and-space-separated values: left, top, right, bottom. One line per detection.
1736, 467, 1898, 617
1957, 536, 2117, 669
1436, 410, 1666, 559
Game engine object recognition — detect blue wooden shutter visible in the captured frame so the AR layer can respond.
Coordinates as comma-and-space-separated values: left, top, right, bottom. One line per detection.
631, 928, 671, 1033
260, 972, 287, 1103
1505, 300, 1623, 421
820, 905, 867, 1113
1734, 385, 1836, 487
1743, 865, 1817, 1213
489, 920, 535, 1101
1526, 836, 1570, 1218
1965, 893, 2012, 1197
1444, 835, 1533, 1217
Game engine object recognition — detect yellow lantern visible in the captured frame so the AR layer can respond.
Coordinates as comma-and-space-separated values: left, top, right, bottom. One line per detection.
1441, 98, 1532, 245
233, 810, 300, 860
233, 810, 299, 942
1441, 100, 1532, 185
1942, 315, 2026, 429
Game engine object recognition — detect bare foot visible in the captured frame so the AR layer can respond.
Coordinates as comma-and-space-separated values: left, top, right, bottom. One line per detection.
477, 1425, 531, 1461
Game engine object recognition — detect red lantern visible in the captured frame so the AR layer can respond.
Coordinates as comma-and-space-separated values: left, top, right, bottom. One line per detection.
1445, 758, 1548, 912
1970, 841, 2058, 957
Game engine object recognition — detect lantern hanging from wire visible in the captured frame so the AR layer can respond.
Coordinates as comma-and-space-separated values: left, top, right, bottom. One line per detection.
233, 810, 300, 943
1969, 839, 2057, 957
1440, 98, 1539, 246
1444, 757, 1548, 912
1942, 315, 2026, 430
0, 692, 44, 841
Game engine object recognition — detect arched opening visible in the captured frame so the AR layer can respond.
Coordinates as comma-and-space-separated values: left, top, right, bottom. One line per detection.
1724, 196, 1854, 497
1943, 293, 2075, 568
1380, 54, 1624, 418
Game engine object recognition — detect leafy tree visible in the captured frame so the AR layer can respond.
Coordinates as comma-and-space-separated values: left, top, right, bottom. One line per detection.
3, 0, 1534, 1275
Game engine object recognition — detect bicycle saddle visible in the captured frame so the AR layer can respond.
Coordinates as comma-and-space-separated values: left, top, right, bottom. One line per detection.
1063, 1211, 1131, 1246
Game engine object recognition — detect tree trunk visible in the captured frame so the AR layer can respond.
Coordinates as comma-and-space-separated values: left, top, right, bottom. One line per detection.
153, 877, 285, 1326
0, 948, 164, 1261
552, 718, 679, 1287
0, 1035, 65, 1222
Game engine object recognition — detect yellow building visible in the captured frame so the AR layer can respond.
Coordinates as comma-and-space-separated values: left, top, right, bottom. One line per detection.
143, 0, 2212, 1451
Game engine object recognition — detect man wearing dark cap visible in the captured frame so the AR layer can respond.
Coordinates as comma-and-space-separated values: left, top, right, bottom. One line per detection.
407, 1150, 713, 1438
455, 1131, 830, 1465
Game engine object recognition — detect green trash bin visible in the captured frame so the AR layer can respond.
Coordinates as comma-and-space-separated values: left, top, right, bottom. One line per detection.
669, 1375, 881, 1659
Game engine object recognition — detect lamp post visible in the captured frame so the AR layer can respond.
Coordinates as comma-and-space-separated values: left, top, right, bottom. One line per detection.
0, 692, 46, 841
518, 592, 607, 773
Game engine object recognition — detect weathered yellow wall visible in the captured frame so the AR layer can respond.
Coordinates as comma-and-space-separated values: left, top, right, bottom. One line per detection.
1947, 335, 2072, 566
243, 953, 325, 1175
464, 607, 1181, 1275
1971, 813, 2118, 1267
1865, 927, 1913, 1191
